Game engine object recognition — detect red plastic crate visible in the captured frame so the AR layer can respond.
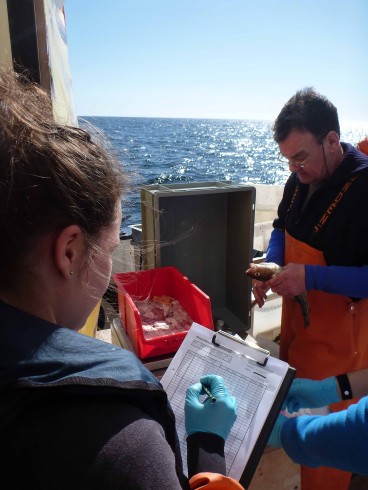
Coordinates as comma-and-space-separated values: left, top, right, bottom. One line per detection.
113, 266, 214, 359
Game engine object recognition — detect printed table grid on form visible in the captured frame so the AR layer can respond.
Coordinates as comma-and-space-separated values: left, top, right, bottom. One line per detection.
165, 338, 267, 476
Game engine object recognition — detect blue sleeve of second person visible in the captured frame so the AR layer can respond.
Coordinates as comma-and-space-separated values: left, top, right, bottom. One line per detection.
265, 228, 285, 266
305, 265, 368, 298
280, 397, 368, 475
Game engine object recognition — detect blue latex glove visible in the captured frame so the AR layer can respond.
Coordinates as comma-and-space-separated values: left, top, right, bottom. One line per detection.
185, 374, 237, 440
283, 377, 339, 413
268, 412, 288, 448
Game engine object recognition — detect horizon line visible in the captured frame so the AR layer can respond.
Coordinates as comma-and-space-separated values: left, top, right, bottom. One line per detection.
77, 114, 368, 127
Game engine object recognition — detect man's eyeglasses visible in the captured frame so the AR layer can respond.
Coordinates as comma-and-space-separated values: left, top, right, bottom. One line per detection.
277, 154, 308, 169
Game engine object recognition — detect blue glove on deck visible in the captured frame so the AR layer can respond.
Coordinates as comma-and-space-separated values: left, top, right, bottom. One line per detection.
283, 377, 339, 413
185, 374, 237, 440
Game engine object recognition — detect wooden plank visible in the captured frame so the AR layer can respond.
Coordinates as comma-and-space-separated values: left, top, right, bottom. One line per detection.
248, 446, 300, 490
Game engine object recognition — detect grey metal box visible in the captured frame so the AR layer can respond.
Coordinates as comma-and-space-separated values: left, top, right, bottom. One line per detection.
140, 182, 256, 335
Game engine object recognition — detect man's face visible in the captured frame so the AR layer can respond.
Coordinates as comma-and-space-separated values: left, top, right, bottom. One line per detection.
278, 130, 328, 184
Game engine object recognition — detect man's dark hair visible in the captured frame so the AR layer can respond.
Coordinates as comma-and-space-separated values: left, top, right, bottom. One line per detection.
273, 87, 340, 143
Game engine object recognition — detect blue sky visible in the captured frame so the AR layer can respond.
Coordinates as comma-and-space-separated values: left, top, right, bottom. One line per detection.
64, 0, 368, 125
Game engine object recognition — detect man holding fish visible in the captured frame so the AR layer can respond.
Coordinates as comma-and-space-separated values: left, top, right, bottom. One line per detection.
247, 88, 368, 490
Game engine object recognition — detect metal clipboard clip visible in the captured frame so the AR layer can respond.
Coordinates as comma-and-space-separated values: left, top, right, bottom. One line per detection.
212, 330, 270, 366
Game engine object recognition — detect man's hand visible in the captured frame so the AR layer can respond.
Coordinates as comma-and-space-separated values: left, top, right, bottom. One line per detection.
266, 263, 306, 297
252, 281, 269, 308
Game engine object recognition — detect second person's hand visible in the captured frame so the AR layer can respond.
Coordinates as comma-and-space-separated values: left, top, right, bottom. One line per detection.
283, 377, 340, 413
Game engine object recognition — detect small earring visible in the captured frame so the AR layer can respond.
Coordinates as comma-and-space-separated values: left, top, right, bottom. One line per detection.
70, 271, 74, 276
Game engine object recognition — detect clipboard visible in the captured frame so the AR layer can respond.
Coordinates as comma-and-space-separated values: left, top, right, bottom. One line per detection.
161, 322, 296, 484
239, 364, 295, 488
212, 330, 270, 366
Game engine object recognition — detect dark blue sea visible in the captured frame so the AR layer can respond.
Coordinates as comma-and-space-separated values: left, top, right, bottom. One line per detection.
80, 116, 367, 229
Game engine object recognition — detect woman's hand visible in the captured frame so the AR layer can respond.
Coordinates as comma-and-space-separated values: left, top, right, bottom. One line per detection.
185, 374, 237, 440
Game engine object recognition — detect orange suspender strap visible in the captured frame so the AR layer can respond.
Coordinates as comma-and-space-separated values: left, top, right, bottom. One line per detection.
285, 175, 358, 242
189, 473, 245, 490
312, 175, 358, 238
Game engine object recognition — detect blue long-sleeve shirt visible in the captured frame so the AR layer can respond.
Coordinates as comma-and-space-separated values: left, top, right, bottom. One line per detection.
281, 397, 368, 475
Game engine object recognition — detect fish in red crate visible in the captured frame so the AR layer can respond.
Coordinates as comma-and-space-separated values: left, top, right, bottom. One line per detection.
135, 296, 192, 340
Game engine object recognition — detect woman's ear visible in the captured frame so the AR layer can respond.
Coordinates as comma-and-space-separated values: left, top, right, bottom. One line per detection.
54, 225, 84, 279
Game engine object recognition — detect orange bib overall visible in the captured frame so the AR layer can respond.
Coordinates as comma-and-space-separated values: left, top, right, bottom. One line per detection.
280, 231, 368, 490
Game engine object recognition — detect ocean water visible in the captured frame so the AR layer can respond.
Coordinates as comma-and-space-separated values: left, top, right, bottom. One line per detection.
80, 116, 368, 228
